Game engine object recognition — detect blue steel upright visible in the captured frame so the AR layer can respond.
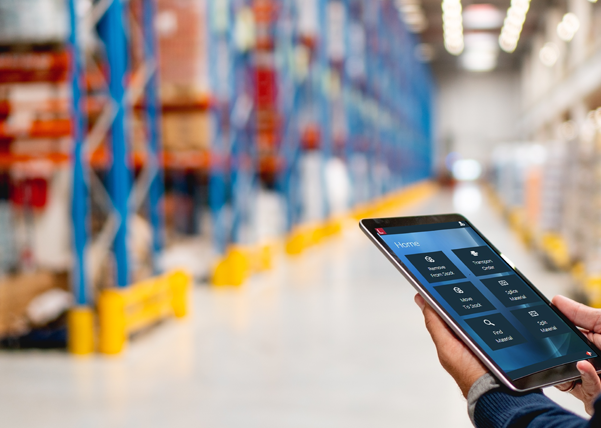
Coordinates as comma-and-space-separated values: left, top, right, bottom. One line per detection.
317, 0, 332, 220
143, 0, 166, 272
228, 1, 250, 246
68, 0, 89, 305
98, 1, 132, 287
208, 0, 231, 255
277, 0, 304, 232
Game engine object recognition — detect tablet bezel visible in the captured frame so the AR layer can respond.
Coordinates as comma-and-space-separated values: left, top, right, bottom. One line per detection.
360, 213, 601, 392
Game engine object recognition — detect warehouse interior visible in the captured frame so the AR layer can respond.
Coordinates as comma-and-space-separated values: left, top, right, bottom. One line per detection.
1, 0, 601, 426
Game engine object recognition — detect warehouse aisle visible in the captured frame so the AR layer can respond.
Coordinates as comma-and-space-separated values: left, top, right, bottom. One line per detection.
0, 183, 589, 427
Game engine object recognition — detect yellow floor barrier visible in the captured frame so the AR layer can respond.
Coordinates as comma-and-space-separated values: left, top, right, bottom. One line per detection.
540, 233, 570, 270
285, 226, 312, 256
352, 180, 437, 221
96, 270, 192, 355
583, 277, 601, 308
212, 243, 275, 286
505, 208, 535, 247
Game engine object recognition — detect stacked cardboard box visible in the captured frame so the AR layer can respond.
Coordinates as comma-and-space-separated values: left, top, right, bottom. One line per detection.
162, 111, 211, 152
155, 0, 212, 154
156, 0, 209, 100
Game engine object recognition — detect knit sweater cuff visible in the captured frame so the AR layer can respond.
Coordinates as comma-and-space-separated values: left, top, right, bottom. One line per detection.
474, 388, 556, 428
467, 373, 500, 425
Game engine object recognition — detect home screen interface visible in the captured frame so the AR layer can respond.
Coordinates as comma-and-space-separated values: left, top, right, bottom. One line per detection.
377, 221, 596, 380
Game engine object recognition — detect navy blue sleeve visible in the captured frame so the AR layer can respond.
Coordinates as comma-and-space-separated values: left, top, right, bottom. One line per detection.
474, 389, 596, 428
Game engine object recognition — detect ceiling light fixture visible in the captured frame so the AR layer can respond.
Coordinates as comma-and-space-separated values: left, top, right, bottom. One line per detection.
498, 0, 531, 53
396, 0, 428, 33
461, 33, 499, 72
557, 13, 580, 42
461, 51, 497, 71
539, 42, 560, 67
463, 4, 504, 30
442, 0, 464, 55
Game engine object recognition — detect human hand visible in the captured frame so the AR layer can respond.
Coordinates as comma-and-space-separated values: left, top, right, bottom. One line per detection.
415, 294, 488, 397
553, 295, 601, 415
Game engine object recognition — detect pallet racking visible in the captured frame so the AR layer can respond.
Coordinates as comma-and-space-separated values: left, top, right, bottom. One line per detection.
68, 0, 165, 290
208, 0, 434, 284
0, 0, 434, 350
66, 0, 169, 353
488, 0, 601, 307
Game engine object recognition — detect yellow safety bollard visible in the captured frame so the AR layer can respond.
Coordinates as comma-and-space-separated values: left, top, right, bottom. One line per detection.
169, 270, 191, 318
285, 228, 307, 255
324, 219, 342, 237
211, 247, 250, 286
67, 306, 95, 355
257, 244, 273, 271
307, 225, 319, 246
211, 256, 231, 286
227, 247, 251, 286
98, 290, 127, 355
585, 277, 601, 308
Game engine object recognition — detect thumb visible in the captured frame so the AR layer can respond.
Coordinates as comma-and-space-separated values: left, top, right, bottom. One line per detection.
576, 360, 601, 415
577, 361, 600, 393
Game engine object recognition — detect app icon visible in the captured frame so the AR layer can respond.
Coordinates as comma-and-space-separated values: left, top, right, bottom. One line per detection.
376, 228, 386, 235
425, 256, 436, 263
498, 280, 509, 286
453, 287, 464, 294
587, 352, 593, 356
483, 319, 495, 326
453, 247, 512, 277
459, 222, 466, 226
528, 311, 539, 317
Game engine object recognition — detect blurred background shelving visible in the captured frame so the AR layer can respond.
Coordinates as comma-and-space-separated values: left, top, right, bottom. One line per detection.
0, 0, 433, 349
2, 0, 601, 356
484, 0, 601, 307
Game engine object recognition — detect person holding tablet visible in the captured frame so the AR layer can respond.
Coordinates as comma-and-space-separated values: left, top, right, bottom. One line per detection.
360, 214, 601, 419
362, 215, 601, 391
415, 293, 601, 427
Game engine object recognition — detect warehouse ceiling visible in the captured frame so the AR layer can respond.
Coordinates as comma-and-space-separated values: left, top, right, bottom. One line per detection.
410, 0, 551, 73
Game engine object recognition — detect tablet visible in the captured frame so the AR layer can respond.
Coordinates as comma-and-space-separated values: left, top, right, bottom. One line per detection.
360, 213, 601, 392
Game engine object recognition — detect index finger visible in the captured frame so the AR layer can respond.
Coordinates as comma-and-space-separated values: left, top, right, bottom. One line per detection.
415, 294, 460, 349
553, 295, 601, 332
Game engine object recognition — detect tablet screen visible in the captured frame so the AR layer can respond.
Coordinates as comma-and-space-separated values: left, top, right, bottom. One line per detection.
376, 220, 596, 380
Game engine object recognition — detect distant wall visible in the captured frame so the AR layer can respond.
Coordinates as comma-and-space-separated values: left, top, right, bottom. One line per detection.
434, 70, 521, 165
